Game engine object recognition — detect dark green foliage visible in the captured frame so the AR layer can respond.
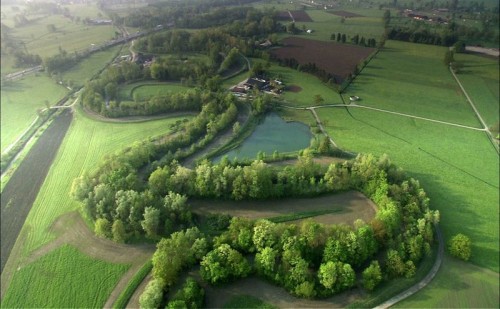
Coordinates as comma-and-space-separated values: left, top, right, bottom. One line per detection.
200, 244, 251, 284
448, 233, 472, 261
167, 278, 205, 309
222, 295, 277, 309
206, 213, 232, 231
362, 261, 382, 291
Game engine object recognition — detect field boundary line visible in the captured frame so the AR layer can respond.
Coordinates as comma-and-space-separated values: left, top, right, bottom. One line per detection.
449, 66, 499, 154
278, 103, 485, 132
373, 224, 444, 309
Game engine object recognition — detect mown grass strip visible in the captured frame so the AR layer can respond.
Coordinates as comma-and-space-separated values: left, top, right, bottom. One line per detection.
267, 209, 342, 223
223, 295, 278, 309
113, 260, 153, 309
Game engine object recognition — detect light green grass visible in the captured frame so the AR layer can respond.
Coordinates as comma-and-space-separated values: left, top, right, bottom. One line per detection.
62, 3, 108, 19
320, 107, 499, 272
288, 9, 385, 42
61, 45, 123, 88
454, 53, 500, 128
118, 82, 192, 101
21, 107, 192, 254
1, 245, 130, 308
343, 40, 482, 127
251, 59, 340, 107
2, 14, 115, 73
1, 74, 68, 150
394, 255, 499, 308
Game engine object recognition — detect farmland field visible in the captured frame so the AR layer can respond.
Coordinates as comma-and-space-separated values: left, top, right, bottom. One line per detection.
1, 245, 129, 308
61, 45, 123, 88
271, 37, 375, 82
454, 52, 500, 129
275, 10, 313, 22
394, 255, 499, 308
281, 9, 385, 42
1, 110, 72, 272
0, 74, 68, 150
343, 40, 482, 127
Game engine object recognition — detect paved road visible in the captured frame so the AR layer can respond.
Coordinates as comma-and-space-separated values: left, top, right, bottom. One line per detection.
374, 224, 444, 309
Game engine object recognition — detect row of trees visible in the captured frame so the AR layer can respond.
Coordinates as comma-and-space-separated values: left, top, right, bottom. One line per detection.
272, 57, 342, 85
72, 94, 241, 240
330, 32, 378, 48
136, 153, 439, 306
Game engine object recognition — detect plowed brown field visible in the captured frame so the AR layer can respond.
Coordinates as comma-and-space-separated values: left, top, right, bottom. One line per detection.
271, 37, 375, 82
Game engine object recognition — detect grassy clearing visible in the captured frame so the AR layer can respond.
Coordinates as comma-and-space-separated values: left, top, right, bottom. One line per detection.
113, 260, 152, 309
454, 52, 500, 128
61, 45, 123, 88
118, 81, 192, 101
223, 295, 278, 309
320, 107, 499, 272
251, 59, 340, 107
287, 9, 385, 42
22, 107, 192, 254
343, 40, 482, 127
394, 255, 499, 308
1, 74, 68, 150
1, 245, 129, 308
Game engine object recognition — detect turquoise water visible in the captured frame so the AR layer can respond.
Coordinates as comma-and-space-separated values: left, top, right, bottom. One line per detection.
214, 113, 312, 161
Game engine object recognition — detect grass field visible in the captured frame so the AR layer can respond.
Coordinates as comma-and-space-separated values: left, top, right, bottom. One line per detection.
1, 74, 68, 150
1, 245, 129, 308
21, 107, 192, 254
223, 295, 278, 309
286, 9, 385, 42
343, 41, 482, 127
1, 109, 191, 306
454, 52, 500, 128
394, 255, 499, 308
118, 82, 192, 101
61, 45, 123, 88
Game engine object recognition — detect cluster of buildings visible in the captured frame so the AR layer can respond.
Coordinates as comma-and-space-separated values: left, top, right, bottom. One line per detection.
403, 9, 449, 24
230, 77, 284, 98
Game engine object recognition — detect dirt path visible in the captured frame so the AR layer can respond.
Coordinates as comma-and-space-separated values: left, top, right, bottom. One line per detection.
374, 224, 444, 309
127, 273, 152, 308
309, 107, 339, 148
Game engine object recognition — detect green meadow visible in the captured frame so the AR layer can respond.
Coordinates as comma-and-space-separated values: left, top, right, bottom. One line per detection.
1, 245, 129, 308
454, 52, 500, 128
1, 74, 68, 150
343, 40, 481, 127
395, 255, 499, 308
21, 107, 192, 254
61, 45, 123, 88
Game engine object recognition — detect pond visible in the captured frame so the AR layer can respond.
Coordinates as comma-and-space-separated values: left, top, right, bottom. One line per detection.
214, 113, 312, 162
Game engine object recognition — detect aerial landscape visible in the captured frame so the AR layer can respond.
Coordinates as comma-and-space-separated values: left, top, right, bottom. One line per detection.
0, 0, 498, 308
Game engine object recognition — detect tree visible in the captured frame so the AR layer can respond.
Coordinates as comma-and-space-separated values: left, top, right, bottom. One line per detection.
232, 121, 241, 135
112, 219, 127, 243
444, 50, 455, 66
362, 261, 382, 291
255, 247, 278, 278
448, 233, 471, 261
139, 278, 165, 309
141, 206, 161, 238
95, 218, 111, 238
313, 94, 324, 105
200, 244, 251, 284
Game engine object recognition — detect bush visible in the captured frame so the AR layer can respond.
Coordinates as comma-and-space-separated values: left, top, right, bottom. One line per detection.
448, 233, 471, 261
200, 244, 251, 284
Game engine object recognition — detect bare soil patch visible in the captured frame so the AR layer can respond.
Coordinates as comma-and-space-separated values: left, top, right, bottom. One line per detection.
1, 110, 72, 273
328, 10, 365, 18
203, 276, 361, 308
271, 37, 375, 82
286, 84, 303, 93
190, 191, 377, 226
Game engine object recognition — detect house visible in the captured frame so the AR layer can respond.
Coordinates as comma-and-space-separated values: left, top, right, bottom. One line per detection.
306, 29, 313, 34
259, 40, 272, 47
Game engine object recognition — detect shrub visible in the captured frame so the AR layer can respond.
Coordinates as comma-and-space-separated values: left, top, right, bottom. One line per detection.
448, 233, 471, 261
